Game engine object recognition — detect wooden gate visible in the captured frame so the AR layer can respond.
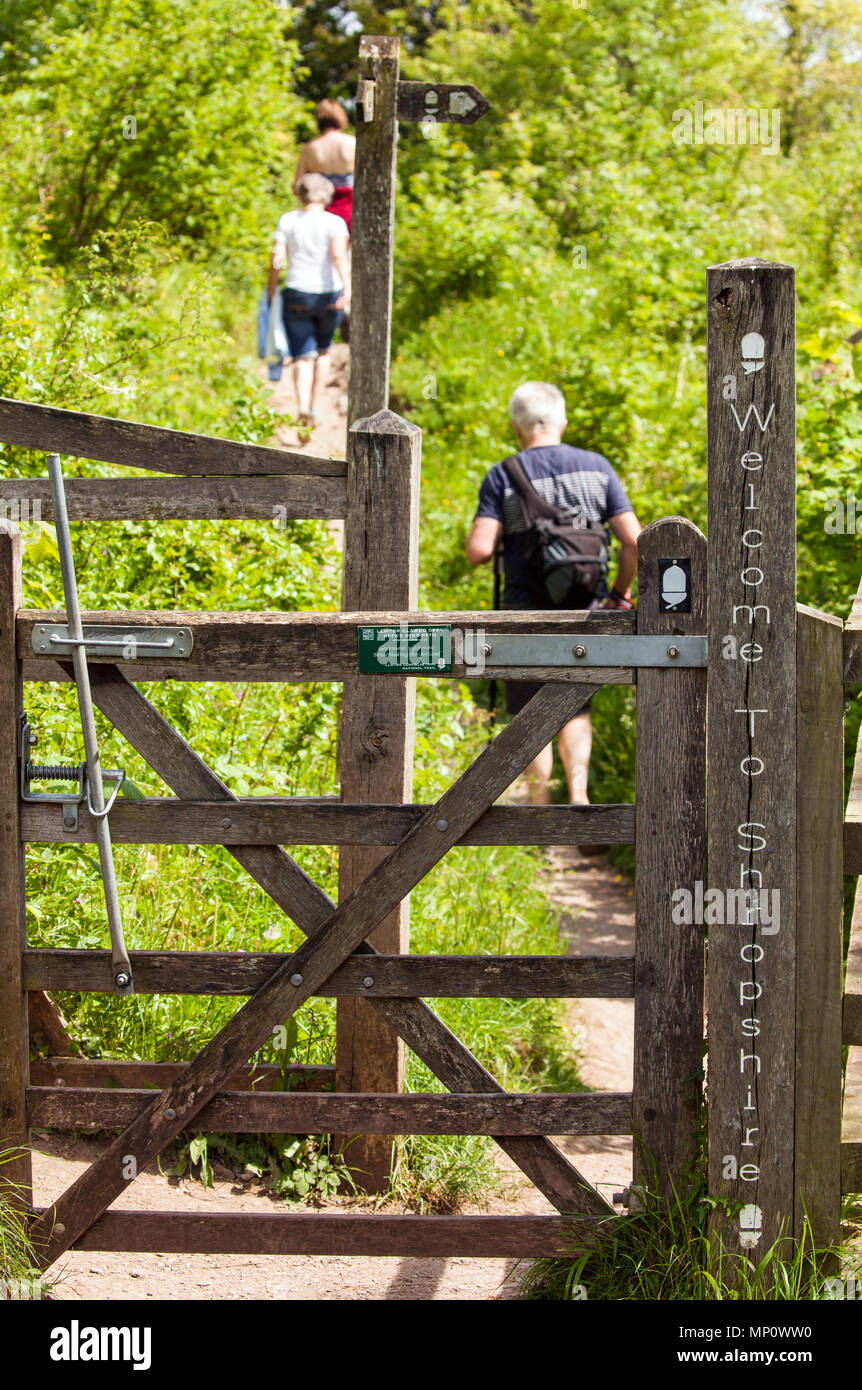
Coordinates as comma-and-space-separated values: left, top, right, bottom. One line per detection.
0, 255, 852, 1272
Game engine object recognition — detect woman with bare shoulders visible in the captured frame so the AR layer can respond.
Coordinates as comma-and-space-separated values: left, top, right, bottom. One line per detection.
294, 99, 355, 235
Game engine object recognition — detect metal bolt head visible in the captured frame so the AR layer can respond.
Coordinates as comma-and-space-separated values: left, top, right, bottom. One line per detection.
290, 973, 303, 987
165, 1108, 176, 1120
221, 817, 233, 829
667, 645, 680, 659
573, 644, 587, 658
55, 1223, 66, 1235
436, 818, 449, 832
363, 976, 375, 989
482, 643, 492, 657
115, 971, 131, 989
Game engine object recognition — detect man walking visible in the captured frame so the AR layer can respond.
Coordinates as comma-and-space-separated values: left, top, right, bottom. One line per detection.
466, 382, 641, 832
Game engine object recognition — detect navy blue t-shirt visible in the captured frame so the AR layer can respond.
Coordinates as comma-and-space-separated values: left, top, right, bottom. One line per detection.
474, 444, 632, 606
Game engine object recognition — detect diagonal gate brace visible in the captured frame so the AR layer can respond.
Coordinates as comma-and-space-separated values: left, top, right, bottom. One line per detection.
30, 673, 613, 1268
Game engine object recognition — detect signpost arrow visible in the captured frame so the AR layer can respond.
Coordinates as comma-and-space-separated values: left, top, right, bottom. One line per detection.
396, 81, 491, 125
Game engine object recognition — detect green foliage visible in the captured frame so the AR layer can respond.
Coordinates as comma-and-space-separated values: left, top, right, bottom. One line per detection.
0, 1152, 41, 1290
171, 1131, 353, 1202
520, 1147, 862, 1300
0, 0, 302, 265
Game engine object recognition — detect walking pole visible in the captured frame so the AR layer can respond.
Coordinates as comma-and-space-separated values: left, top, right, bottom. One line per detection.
487, 541, 504, 739
47, 452, 133, 995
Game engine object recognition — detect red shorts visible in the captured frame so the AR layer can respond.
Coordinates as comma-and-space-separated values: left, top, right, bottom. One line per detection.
329, 186, 353, 236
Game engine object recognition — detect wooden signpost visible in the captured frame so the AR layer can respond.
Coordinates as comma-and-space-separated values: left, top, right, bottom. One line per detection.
340, 38, 489, 1190
706, 259, 797, 1257
348, 37, 490, 425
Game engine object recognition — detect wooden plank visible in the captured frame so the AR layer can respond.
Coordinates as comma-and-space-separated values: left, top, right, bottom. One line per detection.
28, 1087, 633, 1136
795, 605, 844, 1246
845, 718, 862, 875
841, 1143, 862, 1192
844, 995, 862, 1047
28, 1059, 334, 1092
348, 36, 400, 425
27, 991, 75, 1055
845, 573, 862, 682
337, 412, 419, 1188
77, 668, 612, 1224
23, 950, 635, 999
20, 607, 637, 685
0, 397, 345, 478
0, 476, 345, 522
841, 863, 862, 1147
53, 1210, 587, 1257
633, 518, 707, 1198
20, 797, 636, 847
0, 526, 30, 1204
706, 258, 798, 1254
30, 678, 609, 1270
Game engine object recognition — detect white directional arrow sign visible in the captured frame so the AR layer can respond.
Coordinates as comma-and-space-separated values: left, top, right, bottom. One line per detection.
396, 81, 491, 125
448, 90, 478, 117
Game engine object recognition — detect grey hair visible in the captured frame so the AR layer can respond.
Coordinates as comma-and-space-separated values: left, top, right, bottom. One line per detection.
296, 173, 335, 206
508, 381, 566, 436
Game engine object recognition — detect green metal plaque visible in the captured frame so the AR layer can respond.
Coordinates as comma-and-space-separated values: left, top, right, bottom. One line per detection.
357, 623, 452, 674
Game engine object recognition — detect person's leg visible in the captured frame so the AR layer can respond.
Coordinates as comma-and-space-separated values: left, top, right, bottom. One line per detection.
306, 292, 342, 425
291, 355, 315, 418
283, 290, 319, 423
557, 711, 592, 805
310, 350, 329, 417
523, 742, 554, 805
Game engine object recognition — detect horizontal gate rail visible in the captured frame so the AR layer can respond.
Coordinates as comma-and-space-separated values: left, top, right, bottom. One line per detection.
23, 950, 635, 998
19, 608, 638, 684
841, 570, 862, 1192
0, 476, 345, 522
29, 1058, 334, 1092
28, 1087, 633, 1136
0, 396, 344, 478
845, 571, 862, 683
32, 1210, 586, 1258
20, 798, 635, 846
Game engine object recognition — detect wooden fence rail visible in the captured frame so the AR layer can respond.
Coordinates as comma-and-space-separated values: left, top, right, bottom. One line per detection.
0, 476, 345, 522
841, 571, 862, 1195
19, 799, 636, 846
19, 608, 636, 684
22, 950, 636, 998
0, 396, 344, 477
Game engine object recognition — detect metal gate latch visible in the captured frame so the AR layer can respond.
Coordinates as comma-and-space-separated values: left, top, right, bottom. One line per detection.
19, 716, 125, 835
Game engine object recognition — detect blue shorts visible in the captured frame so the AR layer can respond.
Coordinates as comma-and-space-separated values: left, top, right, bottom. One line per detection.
282, 288, 342, 360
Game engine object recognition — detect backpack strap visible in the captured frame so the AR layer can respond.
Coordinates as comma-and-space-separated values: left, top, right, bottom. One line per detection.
500, 454, 561, 523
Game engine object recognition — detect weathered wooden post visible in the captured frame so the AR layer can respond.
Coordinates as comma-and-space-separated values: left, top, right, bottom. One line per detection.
338, 39, 489, 1188
794, 604, 844, 1249
706, 258, 797, 1258
336, 411, 420, 1189
0, 524, 30, 1208
347, 36, 489, 425
348, 36, 400, 425
634, 517, 707, 1198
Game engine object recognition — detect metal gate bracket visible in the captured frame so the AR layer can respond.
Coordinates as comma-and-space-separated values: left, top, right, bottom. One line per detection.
462, 634, 707, 669
31, 624, 194, 659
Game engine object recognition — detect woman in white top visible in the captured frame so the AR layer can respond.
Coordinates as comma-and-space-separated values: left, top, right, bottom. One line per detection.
267, 172, 351, 430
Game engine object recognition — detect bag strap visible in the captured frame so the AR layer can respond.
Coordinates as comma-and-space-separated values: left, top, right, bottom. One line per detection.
501, 454, 562, 523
